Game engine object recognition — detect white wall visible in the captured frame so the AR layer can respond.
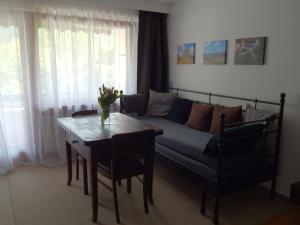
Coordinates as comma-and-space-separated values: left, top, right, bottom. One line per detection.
168, 0, 300, 196
0, 0, 171, 13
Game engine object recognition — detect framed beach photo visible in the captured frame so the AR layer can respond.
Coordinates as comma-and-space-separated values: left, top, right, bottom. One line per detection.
234, 37, 267, 65
203, 40, 228, 65
177, 42, 196, 64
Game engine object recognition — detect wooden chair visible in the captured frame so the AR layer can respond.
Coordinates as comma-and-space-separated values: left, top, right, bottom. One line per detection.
72, 109, 97, 195
97, 129, 155, 223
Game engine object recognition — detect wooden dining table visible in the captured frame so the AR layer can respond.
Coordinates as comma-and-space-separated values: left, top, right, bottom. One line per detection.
57, 112, 163, 223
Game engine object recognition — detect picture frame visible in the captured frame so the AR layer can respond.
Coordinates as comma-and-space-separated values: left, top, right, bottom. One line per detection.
203, 40, 228, 65
234, 37, 267, 65
177, 42, 196, 64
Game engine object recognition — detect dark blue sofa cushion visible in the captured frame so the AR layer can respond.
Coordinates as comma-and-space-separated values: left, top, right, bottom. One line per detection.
204, 123, 265, 156
167, 97, 193, 124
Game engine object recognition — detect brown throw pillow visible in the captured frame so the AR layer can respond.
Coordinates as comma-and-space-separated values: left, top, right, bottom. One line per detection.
185, 103, 214, 131
209, 105, 242, 134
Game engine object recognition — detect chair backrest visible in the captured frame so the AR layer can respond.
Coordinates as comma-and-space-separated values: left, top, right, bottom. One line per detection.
110, 129, 155, 168
72, 110, 98, 117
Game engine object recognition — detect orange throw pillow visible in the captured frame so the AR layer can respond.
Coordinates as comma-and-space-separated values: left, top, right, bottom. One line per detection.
185, 103, 214, 131
209, 105, 242, 134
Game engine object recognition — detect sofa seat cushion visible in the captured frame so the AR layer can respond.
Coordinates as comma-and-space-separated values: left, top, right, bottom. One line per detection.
156, 143, 217, 181
139, 117, 214, 160
156, 143, 275, 191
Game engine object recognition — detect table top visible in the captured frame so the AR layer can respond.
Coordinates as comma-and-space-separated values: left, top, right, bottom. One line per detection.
57, 112, 163, 146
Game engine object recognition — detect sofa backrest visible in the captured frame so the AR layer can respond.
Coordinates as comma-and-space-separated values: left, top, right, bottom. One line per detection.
120, 94, 148, 116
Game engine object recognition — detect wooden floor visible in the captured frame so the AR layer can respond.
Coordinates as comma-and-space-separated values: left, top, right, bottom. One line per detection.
261, 207, 300, 225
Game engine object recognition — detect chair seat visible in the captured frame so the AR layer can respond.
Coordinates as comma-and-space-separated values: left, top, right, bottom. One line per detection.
97, 159, 145, 179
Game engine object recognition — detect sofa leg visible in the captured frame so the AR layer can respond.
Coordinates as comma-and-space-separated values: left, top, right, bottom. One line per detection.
213, 194, 219, 225
200, 190, 207, 215
270, 178, 276, 201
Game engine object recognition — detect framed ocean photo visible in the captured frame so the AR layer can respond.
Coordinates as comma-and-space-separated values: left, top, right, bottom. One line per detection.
203, 40, 228, 65
177, 42, 196, 64
234, 37, 267, 65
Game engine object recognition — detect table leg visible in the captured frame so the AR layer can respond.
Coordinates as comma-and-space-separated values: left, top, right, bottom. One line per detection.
89, 158, 98, 223
83, 158, 88, 195
149, 152, 155, 205
66, 141, 72, 186
149, 166, 154, 204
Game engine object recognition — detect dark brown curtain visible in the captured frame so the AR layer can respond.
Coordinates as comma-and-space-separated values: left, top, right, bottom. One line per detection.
137, 10, 169, 94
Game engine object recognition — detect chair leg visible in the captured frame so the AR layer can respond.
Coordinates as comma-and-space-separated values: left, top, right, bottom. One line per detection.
76, 153, 79, 180
143, 174, 149, 213
127, 178, 132, 193
270, 178, 276, 201
118, 180, 122, 186
200, 189, 207, 215
112, 180, 120, 224
148, 164, 154, 205
213, 194, 220, 225
83, 158, 88, 195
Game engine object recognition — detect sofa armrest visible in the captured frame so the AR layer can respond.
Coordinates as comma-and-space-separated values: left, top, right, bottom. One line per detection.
120, 94, 148, 116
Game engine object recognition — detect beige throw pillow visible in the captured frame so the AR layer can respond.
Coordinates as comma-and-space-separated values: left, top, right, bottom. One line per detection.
244, 104, 274, 122
146, 90, 176, 116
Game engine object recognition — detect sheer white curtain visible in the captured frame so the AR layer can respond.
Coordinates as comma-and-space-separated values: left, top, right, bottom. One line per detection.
0, 122, 13, 174
0, 7, 138, 173
0, 10, 38, 167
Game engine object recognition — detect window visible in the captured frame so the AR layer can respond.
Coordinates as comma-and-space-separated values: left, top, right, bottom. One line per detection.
36, 16, 132, 110
0, 9, 138, 166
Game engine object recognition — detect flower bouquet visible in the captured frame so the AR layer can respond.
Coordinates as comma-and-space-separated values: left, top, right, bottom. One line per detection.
98, 85, 123, 125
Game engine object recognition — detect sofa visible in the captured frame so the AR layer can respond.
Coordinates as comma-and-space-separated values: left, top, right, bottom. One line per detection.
120, 88, 286, 225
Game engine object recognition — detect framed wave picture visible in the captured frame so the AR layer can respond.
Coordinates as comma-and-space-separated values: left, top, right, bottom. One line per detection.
234, 37, 267, 65
177, 42, 196, 64
203, 40, 228, 65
